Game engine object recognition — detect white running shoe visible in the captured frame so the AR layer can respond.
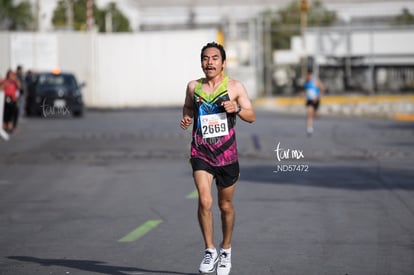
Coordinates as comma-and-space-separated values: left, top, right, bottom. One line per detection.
307, 126, 314, 137
199, 248, 218, 274
216, 249, 231, 275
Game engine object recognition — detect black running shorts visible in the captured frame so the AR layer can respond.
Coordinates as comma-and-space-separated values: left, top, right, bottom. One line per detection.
306, 99, 320, 110
190, 158, 240, 188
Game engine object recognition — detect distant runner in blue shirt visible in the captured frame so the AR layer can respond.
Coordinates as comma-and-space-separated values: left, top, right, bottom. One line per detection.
304, 70, 324, 136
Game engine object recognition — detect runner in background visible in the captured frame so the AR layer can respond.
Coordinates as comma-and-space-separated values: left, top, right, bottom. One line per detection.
304, 70, 324, 136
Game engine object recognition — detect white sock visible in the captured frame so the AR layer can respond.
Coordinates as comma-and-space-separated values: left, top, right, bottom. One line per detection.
206, 247, 217, 253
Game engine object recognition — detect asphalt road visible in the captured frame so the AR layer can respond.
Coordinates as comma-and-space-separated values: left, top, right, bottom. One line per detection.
0, 107, 413, 275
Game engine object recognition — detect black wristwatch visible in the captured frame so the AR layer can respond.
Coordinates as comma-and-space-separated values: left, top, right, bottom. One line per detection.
236, 106, 241, 114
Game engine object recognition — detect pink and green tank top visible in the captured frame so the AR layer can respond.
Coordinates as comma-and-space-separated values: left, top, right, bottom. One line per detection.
191, 76, 238, 166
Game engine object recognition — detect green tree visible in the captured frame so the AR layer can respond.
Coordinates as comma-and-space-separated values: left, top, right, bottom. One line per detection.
51, 1, 69, 29
52, 0, 99, 30
52, 0, 131, 32
96, 2, 131, 32
392, 8, 414, 25
264, 0, 337, 50
0, 0, 33, 30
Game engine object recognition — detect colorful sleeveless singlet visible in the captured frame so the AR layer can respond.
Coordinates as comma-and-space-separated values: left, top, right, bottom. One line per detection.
191, 76, 238, 166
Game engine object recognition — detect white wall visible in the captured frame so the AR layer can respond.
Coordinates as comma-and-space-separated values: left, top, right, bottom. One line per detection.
93, 31, 216, 107
0, 29, 220, 108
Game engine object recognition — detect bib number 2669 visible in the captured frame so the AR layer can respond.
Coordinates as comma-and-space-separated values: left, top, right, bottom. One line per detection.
200, 112, 229, 138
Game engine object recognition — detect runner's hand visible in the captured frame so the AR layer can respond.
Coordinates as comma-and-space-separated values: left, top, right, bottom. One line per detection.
180, 116, 193, 130
221, 101, 238, 113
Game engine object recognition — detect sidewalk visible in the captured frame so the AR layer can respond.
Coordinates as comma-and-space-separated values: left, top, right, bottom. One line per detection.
253, 94, 414, 121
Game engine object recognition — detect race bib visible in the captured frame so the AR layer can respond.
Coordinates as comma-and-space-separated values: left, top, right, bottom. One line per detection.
306, 89, 317, 100
200, 112, 229, 138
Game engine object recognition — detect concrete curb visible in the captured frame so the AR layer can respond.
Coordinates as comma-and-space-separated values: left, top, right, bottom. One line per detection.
253, 94, 414, 121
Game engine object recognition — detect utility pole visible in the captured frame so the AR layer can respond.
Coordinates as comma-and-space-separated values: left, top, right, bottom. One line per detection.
105, 12, 112, 33
264, 16, 272, 97
66, 0, 74, 31
86, 0, 94, 31
300, 0, 309, 79
34, 0, 40, 31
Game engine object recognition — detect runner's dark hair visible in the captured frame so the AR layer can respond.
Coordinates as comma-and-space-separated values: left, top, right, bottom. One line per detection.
201, 42, 226, 62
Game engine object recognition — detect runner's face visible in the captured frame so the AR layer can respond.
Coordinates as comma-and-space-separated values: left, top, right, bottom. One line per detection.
201, 47, 225, 78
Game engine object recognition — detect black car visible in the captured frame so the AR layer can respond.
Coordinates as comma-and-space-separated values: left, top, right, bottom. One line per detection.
26, 71, 85, 117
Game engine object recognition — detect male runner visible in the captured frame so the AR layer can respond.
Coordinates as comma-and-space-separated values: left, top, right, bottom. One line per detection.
180, 42, 255, 275
304, 70, 324, 136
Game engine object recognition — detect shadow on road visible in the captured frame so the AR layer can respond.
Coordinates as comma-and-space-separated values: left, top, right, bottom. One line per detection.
7, 256, 198, 275
240, 164, 414, 190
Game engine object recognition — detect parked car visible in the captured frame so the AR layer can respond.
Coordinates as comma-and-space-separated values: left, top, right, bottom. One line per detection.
26, 71, 85, 117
